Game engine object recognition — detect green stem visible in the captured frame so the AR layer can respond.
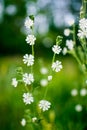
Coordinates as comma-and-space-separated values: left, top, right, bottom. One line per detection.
52, 53, 56, 64
73, 24, 76, 45
72, 51, 82, 66
43, 85, 49, 99
32, 45, 34, 56
82, 0, 86, 17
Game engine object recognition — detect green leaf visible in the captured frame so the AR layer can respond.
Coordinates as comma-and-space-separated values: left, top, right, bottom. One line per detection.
16, 67, 23, 75
29, 15, 34, 21
56, 35, 63, 45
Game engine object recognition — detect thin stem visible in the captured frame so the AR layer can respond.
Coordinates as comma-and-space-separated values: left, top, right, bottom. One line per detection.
73, 24, 76, 45
43, 85, 49, 99
32, 45, 34, 56
52, 53, 56, 64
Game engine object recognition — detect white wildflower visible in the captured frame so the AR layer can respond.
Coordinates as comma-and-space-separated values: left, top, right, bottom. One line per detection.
12, 78, 18, 87
62, 47, 67, 55
21, 118, 26, 126
48, 75, 52, 81
40, 79, 48, 87
24, 17, 34, 29
79, 18, 87, 30
77, 29, 85, 39
71, 89, 78, 96
66, 40, 74, 50
23, 73, 34, 86
26, 34, 36, 45
23, 54, 34, 66
67, 19, 75, 26
32, 117, 37, 123
23, 92, 34, 105
75, 104, 82, 112
52, 45, 62, 54
80, 88, 87, 96
64, 29, 70, 36
77, 18, 87, 39
40, 67, 48, 75
52, 60, 62, 72
38, 100, 51, 112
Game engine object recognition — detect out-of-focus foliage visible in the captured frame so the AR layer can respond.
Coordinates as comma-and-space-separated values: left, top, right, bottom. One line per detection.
0, 0, 81, 55
1, 56, 87, 130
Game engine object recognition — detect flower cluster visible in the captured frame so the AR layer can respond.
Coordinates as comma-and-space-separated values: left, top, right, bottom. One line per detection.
12, 15, 63, 128
51, 37, 63, 72
63, 6, 87, 113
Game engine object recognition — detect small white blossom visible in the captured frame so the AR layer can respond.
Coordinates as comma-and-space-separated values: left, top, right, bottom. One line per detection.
26, 34, 36, 45
71, 89, 78, 96
75, 104, 82, 112
12, 78, 18, 87
23, 73, 34, 86
23, 54, 34, 66
38, 100, 51, 111
77, 29, 85, 39
52, 60, 62, 72
80, 88, 87, 96
79, 18, 87, 30
67, 19, 75, 26
62, 47, 67, 55
40, 67, 48, 75
40, 79, 48, 87
32, 117, 37, 123
66, 40, 74, 50
21, 118, 26, 126
23, 92, 34, 105
52, 45, 62, 54
48, 75, 52, 81
24, 17, 34, 29
64, 29, 70, 36
77, 18, 87, 39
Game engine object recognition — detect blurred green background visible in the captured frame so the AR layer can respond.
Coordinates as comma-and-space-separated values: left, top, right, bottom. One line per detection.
1, 0, 87, 130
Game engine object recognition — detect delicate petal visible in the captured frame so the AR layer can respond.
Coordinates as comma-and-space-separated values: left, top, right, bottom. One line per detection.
23, 92, 34, 105
26, 34, 36, 45
77, 18, 87, 39
24, 17, 34, 29
23, 54, 34, 66
23, 73, 34, 86
64, 29, 70, 36
52, 45, 62, 54
21, 118, 26, 126
52, 60, 62, 72
66, 40, 74, 50
12, 78, 18, 87
62, 47, 67, 55
38, 100, 51, 111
